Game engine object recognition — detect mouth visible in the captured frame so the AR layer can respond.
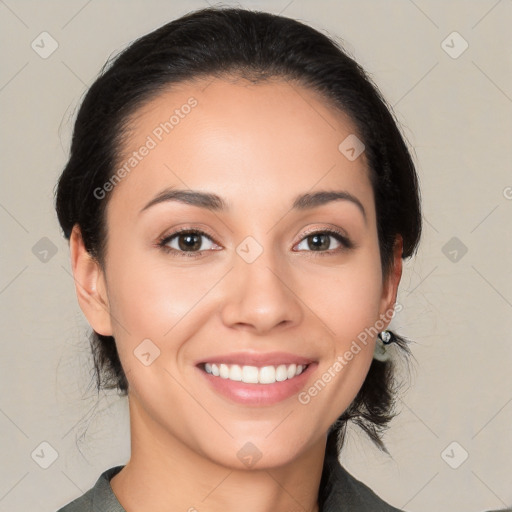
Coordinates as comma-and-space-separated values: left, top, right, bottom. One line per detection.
200, 362, 309, 385
195, 353, 317, 406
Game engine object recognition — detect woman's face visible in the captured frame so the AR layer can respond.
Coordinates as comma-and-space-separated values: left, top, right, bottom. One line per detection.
76, 76, 400, 468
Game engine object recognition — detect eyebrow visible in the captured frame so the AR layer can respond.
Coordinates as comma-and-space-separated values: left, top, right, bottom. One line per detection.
139, 188, 366, 222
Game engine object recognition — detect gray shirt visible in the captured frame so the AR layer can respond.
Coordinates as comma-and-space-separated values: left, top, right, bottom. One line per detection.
56, 447, 405, 511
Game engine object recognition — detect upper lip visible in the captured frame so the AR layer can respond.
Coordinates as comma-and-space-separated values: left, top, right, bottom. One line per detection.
196, 351, 315, 367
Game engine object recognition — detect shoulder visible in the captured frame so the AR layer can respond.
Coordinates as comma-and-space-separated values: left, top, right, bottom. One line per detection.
320, 450, 405, 511
55, 489, 93, 512
336, 464, 405, 511
55, 465, 125, 512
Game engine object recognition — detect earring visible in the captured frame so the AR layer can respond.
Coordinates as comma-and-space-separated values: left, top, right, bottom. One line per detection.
378, 330, 394, 344
373, 330, 395, 362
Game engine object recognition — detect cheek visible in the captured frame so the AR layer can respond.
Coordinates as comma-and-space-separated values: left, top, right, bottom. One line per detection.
110, 267, 201, 334
103, 251, 219, 410
295, 251, 383, 421
104, 245, 224, 359
305, 253, 384, 343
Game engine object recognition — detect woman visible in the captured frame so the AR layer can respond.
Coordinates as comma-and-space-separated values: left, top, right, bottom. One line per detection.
54, 6, 422, 511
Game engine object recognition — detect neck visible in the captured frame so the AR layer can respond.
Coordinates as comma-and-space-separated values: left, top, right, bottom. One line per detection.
110, 393, 325, 512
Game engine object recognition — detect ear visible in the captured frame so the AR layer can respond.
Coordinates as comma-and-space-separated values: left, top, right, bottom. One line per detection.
379, 235, 403, 324
69, 224, 113, 336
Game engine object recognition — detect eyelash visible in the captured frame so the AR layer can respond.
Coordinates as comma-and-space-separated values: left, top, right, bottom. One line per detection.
156, 226, 354, 258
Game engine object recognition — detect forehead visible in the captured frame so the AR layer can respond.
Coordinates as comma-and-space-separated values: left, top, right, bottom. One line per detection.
108, 76, 373, 220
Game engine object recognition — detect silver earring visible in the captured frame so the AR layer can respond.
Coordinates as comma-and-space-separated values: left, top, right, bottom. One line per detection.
373, 330, 395, 362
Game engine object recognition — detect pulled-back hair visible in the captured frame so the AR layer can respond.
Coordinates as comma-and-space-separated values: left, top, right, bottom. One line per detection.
55, 6, 421, 456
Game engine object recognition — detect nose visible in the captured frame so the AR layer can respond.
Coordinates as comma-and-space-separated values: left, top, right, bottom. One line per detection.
219, 249, 304, 335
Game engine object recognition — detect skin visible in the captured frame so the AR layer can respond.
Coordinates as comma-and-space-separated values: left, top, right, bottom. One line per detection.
69, 76, 402, 512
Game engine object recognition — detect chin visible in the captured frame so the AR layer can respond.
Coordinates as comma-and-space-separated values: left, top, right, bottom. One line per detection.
196, 431, 317, 471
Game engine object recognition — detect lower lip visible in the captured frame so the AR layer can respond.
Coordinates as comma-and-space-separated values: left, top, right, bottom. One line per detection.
197, 363, 316, 406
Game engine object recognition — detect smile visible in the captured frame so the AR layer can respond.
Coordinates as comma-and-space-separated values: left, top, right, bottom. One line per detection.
203, 363, 308, 384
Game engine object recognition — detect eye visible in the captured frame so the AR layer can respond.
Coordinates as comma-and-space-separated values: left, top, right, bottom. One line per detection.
157, 229, 220, 257
294, 229, 353, 253
157, 227, 353, 258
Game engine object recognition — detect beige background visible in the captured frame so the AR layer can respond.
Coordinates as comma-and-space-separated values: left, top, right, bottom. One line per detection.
0, 1, 511, 511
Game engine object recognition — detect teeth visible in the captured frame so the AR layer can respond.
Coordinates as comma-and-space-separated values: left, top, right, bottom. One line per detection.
275, 364, 288, 382
219, 364, 230, 379
203, 363, 307, 384
228, 364, 242, 381
259, 366, 275, 384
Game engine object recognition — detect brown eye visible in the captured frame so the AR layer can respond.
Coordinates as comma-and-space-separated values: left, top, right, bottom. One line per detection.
305, 233, 332, 251
176, 232, 203, 251
295, 230, 351, 253
159, 229, 219, 255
